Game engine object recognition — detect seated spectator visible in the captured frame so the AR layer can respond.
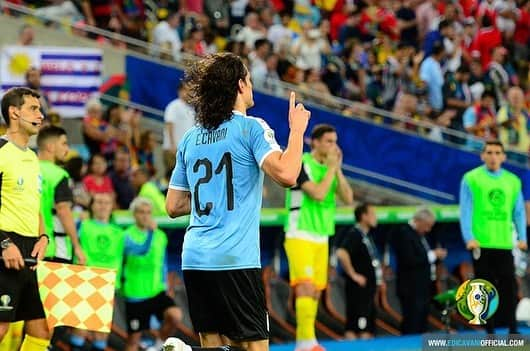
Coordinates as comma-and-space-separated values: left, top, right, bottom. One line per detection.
137, 130, 157, 177
82, 98, 116, 158
151, 11, 182, 61
34, 0, 83, 23
25, 67, 51, 117
485, 46, 510, 109
420, 41, 445, 112
249, 38, 272, 85
114, 0, 146, 40
181, 27, 208, 57
131, 167, 167, 216
109, 148, 135, 210
235, 11, 267, 51
291, 23, 330, 70
17, 24, 34, 46
463, 90, 498, 150
82, 153, 115, 196
497, 87, 530, 161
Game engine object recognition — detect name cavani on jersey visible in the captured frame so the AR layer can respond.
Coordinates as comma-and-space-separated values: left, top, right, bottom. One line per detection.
196, 128, 228, 145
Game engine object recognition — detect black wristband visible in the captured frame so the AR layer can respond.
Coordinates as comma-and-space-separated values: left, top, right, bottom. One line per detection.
39, 234, 49, 243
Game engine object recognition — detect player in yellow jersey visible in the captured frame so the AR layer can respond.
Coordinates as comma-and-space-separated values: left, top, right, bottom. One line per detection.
0, 87, 50, 351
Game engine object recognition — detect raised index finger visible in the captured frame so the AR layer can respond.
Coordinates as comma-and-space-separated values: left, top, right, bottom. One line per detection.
289, 91, 296, 111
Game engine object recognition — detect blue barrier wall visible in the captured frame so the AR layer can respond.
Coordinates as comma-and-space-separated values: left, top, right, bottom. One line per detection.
126, 55, 530, 204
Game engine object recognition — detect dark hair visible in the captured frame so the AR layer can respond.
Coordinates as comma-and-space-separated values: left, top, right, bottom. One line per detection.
456, 64, 470, 74
354, 203, 372, 222
254, 38, 271, 51
64, 156, 85, 182
481, 90, 496, 100
310, 124, 336, 140
87, 153, 107, 174
1, 87, 40, 126
37, 125, 67, 149
431, 41, 445, 56
481, 15, 492, 27
24, 66, 40, 82
438, 19, 452, 30
185, 53, 247, 130
482, 140, 505, 152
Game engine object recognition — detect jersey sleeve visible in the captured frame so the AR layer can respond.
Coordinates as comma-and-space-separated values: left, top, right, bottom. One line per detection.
249, 117, 282, 167
168, 147, 189, 191
54, 176, 74, 204
296, 163, 310, 186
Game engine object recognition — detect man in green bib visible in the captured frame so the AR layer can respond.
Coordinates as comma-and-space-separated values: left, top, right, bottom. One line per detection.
284, 124, 353, 351
460, 140, 527, 334
122, 197, 182, 351
37, 125, 85, 264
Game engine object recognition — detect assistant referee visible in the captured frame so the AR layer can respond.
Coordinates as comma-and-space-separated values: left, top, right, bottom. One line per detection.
0, 87, 50, 350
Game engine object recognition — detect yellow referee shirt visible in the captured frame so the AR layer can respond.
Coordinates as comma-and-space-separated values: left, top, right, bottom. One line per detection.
0, 138, 41, 237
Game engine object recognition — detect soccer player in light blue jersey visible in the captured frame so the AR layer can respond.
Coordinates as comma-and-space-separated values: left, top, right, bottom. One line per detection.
164, 53, 310, 351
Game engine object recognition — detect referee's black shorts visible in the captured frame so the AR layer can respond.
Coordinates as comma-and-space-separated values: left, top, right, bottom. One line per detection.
183, 268, 269, 342
0, 231, 46, 322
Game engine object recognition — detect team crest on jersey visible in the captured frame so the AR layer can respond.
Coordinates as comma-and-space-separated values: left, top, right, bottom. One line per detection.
14, 176, 24, 192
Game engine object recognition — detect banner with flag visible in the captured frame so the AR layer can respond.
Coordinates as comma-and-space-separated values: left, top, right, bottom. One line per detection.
0, 45, 102, 118
36, 261, 116, 333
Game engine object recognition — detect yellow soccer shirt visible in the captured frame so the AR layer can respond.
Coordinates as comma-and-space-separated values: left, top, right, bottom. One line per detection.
0, 138, 41, 237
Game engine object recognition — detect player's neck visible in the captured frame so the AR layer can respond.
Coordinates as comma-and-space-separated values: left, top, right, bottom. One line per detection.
5, 128, 30, 149
38, 151, 55, 162
232, 100, 247, 115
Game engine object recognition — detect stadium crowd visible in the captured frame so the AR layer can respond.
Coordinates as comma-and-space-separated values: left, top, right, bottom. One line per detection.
0, 1, 530, 350
3, 0, 530, 162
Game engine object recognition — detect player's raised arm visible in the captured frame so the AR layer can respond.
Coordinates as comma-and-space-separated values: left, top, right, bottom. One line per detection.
262, 92, 310, 187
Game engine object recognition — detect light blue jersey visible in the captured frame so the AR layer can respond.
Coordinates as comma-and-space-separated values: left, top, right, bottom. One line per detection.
169, 111, 281, 270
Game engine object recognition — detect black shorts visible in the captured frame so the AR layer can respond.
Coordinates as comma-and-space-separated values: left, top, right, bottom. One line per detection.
0, 231, 46, 322
183, 268, 269, 342
125, 291, 176, 333
345, 279, 376, 334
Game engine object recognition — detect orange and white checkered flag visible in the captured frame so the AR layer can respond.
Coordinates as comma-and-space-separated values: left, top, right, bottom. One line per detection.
36, 261, 116, 333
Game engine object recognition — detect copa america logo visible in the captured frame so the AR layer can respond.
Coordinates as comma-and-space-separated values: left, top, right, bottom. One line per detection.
455, 279, 499, 325
0, 294, 13, 311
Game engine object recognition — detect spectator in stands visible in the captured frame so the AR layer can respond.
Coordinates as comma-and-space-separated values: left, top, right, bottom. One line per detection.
470, 16, 502, 70
284, 124, 353, 351
122, 197, 182, 351
204, 0, 230, 36
416, 0, 440, 42
463, 90, 498, 150
17, 24, 34, 46
82, 153, 115, 196
254, 53, 283, 96
181, 27, 208, 57
82, 98, 116, 159
497, 86, 530, 162
267, 10, 294, 52
513, 0, 530, 65
152, 11, 182, 61
80, 0, 114, 32
420, 41, 446, 112
336, 203, 381, 340
131, 166, 167, 216
392, 208, 447, 335
114, 0, 146, 40
109, 148, 135, 210
25, 67, 51, 116
396, 0, 418, 48
249, 38, 272, 85
70, 192, 125, 351
235, 11, 267, 50
459, 140, 527, 334
137, 130, 157, 177
486, 46, 510, 108
162, 80, 195, 175
443, 64, 473, 131
34, 0, 83, 23
292, 24, 330, 70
